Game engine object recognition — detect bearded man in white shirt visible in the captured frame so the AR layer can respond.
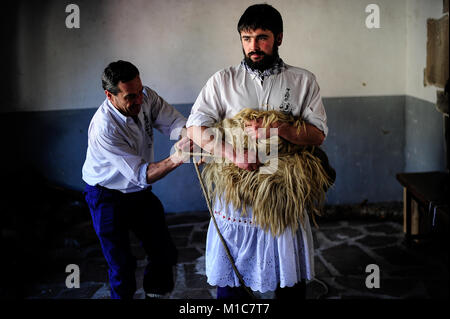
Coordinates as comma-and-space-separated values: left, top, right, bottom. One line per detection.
186, 4, 328, 299
82, 60, 190, 299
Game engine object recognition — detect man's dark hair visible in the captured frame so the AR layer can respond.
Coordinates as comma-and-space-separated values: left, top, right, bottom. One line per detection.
102, 60, 139, 95
237, 4, 283, 37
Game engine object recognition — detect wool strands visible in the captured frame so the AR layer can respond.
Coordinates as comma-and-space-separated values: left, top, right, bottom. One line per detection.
200, 108, 333, 237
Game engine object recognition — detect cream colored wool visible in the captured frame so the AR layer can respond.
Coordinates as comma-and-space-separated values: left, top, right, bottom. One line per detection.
200, 108, 333, 237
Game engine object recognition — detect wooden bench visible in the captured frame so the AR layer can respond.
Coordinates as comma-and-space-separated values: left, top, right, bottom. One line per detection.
396, 172, 449, 245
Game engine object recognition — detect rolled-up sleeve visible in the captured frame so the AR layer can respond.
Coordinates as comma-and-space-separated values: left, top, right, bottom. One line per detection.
301, 78, 328, 138
146, 87, 187, 139
186, 74, 223, 128
94, 129, 151, 188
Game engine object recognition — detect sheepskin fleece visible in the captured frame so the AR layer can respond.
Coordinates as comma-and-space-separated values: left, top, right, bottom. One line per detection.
200, 109, 332, 236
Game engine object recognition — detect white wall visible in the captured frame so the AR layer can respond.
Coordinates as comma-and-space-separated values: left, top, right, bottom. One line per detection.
406, 0, 446, 104
11, 0, 412, 112
281, 0, 406, 98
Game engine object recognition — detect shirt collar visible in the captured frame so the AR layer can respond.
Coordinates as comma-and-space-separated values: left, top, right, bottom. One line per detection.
240, 57, 286, 81
106, 99, 127, 122
106, 99, 142, 126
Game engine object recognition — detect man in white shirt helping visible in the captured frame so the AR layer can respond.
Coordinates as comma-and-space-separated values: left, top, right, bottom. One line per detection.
82, 60, 190, 299
186, 4, 328, 299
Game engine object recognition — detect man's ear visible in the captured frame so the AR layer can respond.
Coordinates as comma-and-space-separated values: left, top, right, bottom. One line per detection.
105, 90, 113, 102
276, 32, 283, 46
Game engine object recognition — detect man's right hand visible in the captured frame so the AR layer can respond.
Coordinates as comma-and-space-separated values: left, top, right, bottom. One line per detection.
230, 148, 261, 171
187, 126, 261, 171
171, 136, 193, 165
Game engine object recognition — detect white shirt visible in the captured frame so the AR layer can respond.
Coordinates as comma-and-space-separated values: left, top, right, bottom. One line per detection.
82, 86, 186, 193
186, 61, 327, 289
186, 62, 328, 137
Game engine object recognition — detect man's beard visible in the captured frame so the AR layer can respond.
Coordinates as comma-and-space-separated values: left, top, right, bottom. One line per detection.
243, 45, 279, 72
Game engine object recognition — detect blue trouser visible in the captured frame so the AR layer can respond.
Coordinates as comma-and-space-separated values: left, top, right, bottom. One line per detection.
217, 281, 306, 299
84, 184, 177, 299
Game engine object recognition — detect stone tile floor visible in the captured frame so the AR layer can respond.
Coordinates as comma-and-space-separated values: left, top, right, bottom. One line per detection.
24, 210, 448, 299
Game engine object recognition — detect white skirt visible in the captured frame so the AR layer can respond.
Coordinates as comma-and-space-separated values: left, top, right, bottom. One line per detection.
205, 198, 315, 293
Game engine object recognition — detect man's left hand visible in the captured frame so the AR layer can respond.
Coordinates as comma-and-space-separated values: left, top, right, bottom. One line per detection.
244, 119, 282, 139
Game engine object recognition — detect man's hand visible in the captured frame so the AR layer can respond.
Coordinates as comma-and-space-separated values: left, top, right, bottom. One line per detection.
229, 148, 261, 171
171, 136, 193, 165
245, 119, 325, 146
187, 125, 261, 170
244, 119, 282, 140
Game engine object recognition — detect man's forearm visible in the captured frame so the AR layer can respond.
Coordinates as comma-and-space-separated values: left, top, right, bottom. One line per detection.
187, 126, 234, 160
146, 156, 182, 184
277, 122, 325, 146
187, 125, 260, 171
145, 135, 192, 184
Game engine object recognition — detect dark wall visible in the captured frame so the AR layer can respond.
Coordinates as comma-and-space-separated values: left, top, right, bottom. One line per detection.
323, 96, 406, 204
404, 95, 447, 172
0, 96, 445, 212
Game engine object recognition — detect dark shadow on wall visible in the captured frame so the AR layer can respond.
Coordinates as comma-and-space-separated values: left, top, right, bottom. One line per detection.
0, 164, 92, 299
1, 3, 20, 109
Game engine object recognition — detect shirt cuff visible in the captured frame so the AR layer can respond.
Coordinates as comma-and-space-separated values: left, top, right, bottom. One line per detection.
307, 117, 328, 137
302, 109, 328, 137
186, 113, 216, 128
138, 162, 151, 186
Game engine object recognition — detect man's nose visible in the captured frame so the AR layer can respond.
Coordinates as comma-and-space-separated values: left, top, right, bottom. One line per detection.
249, 38, 259, 51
